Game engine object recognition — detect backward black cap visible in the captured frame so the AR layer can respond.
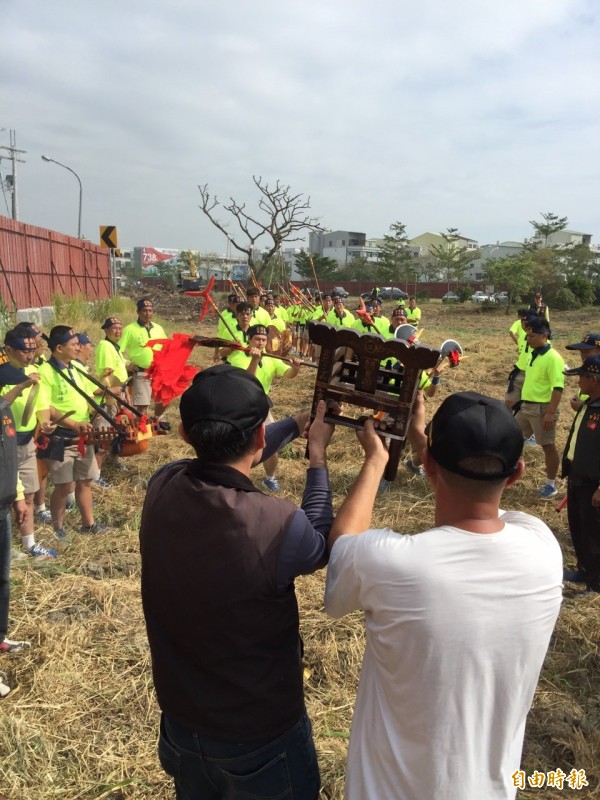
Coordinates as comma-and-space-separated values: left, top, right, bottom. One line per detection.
179, 364, 271, 433
427, 392, 523, 480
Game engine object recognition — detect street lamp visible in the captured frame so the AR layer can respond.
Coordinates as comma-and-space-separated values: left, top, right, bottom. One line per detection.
41, 155, 82, 238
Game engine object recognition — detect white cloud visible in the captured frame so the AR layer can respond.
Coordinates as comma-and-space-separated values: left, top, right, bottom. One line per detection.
1, 0, 598, 250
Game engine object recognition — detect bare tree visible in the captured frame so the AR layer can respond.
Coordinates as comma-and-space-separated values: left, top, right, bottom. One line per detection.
198, 176, 322, 280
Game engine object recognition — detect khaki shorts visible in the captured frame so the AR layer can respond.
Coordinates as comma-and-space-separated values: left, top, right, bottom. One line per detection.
92, 402, 119, 428
44, 444, 100, 485
515, 402, 559, 446
17, 440, 40, 495
505, 369, 525, 406
130, 371, 152, 406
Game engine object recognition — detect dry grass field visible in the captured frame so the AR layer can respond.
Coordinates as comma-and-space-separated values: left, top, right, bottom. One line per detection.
1, 297, 599, 799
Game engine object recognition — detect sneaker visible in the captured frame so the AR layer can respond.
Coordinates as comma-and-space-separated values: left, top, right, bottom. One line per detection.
0, 676, 10, 697
377, 479, 391, 495
80, 522, 111, 535
0, 638, 31, 654
65, 494, 75, 511
538, 483, 558, 499
34, 509, 52, 524
524, 435, 537, 446
29, 543, 58, 559
261, 477, 281, 492
94, 478, 111, 489
563, 568, 585, 584
405, 458, 426, 478
54, 527, 69, 541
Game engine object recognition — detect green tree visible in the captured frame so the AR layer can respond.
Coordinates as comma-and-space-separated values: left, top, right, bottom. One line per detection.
483, 253, 534, 314
378, 221, 416, 287
530, 247, 565, 298
294, 250, 339, 281
527, 212, 568, 248
429, 228, 477, 290
336, 255, 375, 281
562, 243, 599, 282
566, 275, 595, 307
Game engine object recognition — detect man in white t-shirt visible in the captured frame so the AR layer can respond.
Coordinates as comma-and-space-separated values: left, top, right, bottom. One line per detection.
325, 391, 563, 800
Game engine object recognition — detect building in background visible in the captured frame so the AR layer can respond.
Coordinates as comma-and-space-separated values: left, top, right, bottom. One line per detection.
465, 241, 524, 282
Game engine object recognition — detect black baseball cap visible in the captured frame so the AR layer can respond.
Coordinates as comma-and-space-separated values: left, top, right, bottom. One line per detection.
564, 355, 600, 376
179, 364, 271, 433
0, 348, 28, 385
565, 333, 600, 351
427, 392, 523, 481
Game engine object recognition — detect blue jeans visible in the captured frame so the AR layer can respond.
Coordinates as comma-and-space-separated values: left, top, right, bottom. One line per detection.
158, 709, 320, 800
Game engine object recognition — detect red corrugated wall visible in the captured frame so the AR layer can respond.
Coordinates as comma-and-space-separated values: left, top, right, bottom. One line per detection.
0, 215, 111, 310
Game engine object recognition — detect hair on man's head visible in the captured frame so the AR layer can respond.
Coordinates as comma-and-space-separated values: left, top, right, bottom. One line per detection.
186, 419, 260, 463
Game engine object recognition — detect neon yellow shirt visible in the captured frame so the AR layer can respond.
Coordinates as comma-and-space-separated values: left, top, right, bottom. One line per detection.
38, 359, 96, 423
521, 346, 565, 403
352, 317, 387, 336
326, 308, 355, 328
0, 365, 51, 432
121, 320, 167, 369
405, 307, 421, 324
250, 307, 271, 327
227, 350, 289, 394
217, 310, 239, 340
95, 339, 128, 384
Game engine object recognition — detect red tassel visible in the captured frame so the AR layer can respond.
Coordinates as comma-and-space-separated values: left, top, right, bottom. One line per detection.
145, 333, 200, 406
448, 350, 461, 367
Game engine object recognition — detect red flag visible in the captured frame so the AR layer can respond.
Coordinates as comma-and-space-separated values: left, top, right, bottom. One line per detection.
146, 333, 200, 406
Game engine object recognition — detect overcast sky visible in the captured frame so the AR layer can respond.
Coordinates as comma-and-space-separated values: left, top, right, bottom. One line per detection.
1, 0, 598, 256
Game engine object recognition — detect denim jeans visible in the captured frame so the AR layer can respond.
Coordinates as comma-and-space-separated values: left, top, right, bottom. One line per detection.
158, 709, 320, 800
0, 514, 11, 641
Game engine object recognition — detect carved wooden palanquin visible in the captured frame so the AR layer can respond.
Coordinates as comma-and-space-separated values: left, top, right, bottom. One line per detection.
308, 322, 440, 481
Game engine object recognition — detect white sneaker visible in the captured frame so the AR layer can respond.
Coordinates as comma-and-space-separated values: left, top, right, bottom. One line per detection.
0, 638, 31, 654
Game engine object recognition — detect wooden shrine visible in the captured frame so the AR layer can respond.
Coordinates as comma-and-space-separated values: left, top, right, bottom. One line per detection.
308, 322, 441, 481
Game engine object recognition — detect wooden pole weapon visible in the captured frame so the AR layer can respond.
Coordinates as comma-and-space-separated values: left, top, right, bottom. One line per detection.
190, 336, 317, 368
309, 255, 322, 301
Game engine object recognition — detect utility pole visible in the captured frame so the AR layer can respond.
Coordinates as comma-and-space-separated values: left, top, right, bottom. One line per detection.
0, 130, 26, 221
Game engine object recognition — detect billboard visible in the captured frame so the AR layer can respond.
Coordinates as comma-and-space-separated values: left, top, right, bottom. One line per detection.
141, 247, 181, 271
231, 263, 250, 282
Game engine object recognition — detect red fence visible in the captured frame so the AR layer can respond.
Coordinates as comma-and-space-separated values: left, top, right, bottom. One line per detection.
0, 215, 111, 310
206, 279, 461, 299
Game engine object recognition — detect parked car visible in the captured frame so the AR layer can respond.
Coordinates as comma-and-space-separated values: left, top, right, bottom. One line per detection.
378, 287, 408, 301
332, 286, 349, 298
494, 291, 509, 304
470, 291, 493, 303
442, 291, 461, 303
